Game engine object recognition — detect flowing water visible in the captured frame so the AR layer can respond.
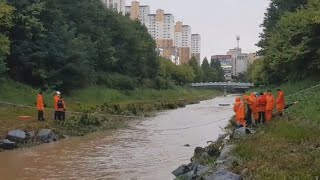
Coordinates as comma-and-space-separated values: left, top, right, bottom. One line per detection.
0, 96, 235, 180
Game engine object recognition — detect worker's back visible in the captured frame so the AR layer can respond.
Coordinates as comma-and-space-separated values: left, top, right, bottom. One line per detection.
258, 95, 267, 112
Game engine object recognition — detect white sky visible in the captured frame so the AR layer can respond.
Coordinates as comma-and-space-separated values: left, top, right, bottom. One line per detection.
126, 0, 270, 59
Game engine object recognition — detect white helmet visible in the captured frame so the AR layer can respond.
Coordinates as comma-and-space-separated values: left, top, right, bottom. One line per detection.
56, 91, 61, 95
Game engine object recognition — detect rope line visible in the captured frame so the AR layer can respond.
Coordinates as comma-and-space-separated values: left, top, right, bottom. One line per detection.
286, 83, 320, 98
0, 100, 141, 118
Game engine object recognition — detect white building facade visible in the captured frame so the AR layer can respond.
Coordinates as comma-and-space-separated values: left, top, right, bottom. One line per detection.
102, 0, 126, 15
182, 25, 191, 48
191, 34, 201, 64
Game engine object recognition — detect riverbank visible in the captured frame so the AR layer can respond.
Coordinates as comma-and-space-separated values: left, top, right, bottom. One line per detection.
173, 80, 320, 179
230, 80, 320, 179
0, 80, 221, 150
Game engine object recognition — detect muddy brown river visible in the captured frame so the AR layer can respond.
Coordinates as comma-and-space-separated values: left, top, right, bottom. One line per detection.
0, 96, 234, 180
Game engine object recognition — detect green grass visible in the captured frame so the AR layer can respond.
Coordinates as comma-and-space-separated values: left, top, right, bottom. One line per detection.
0, 79, 221, 138
231, 80, 320, 179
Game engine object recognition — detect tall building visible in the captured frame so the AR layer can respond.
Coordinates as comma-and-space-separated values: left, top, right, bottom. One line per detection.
174, 23, 191, 64
191, 34, 201, 64
102, 0, 126, 15
211, 55, 232, 80
125, 1, 150, 25
147, 9, 176, 60
227, 48, 249, 76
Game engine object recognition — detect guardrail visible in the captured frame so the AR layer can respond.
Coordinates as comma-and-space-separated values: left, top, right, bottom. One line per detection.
191, 82, 255, 87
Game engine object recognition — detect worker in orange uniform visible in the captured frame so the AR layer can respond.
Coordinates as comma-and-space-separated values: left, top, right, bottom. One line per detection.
37, 91, 45, 121
249, 92, 259, 123
276, 89, 285, 117
57, 96, 66, 121
54, 91, 61, 120
233, 97, 246, 127
258, 92, 267, 124
265, 90, 275, 122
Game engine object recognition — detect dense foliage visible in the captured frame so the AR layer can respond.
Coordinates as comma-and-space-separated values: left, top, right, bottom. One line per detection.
200, 57, 224, 82
252, 0, 320, 84
0, 0, 225, 91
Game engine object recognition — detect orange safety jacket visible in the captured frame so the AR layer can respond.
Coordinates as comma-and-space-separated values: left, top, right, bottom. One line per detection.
37, 94, 44, 111
266, 95, 275, 111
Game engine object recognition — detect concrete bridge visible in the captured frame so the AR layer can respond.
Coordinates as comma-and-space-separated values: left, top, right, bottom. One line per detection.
191, 82, 255, 92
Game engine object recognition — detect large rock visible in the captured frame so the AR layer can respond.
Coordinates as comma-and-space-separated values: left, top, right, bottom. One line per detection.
37, 129, 57, 143
0, 139, 17, 150
26, 131, 36, 139
194, 147, 205, 156
6, 129, 26, 142
180, 171, 198, 180
172, 164, 191, 177
232, 127, 247, 139
205, 170, 241, 180
195, 164, 210, 176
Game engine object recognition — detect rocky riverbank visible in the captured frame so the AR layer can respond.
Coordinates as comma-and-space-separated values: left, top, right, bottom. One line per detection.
172, 123, 256, 180
0, 129, 61, 151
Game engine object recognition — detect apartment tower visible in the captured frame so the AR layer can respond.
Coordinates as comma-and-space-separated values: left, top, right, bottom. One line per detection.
191, 34, 201, 65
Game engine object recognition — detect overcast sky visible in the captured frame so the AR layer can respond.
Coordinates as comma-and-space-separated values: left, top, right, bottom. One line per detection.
126, 0, 270, 59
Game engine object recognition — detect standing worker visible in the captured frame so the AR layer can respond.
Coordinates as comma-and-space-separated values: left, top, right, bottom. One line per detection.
233, 97, 246, 127
266, 90, 275, 122
54, 91, 61, 120
249, 92, 259, 124
57, 96, 66, 120
37, 91, 45, 121
258, 92, 267, 124
276, 89, 285, 116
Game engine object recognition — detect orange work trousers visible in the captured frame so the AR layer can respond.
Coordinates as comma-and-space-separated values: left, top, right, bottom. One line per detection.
266, 110, 273, 122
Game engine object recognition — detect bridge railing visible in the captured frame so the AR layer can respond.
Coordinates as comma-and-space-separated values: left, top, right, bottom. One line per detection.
191, 82, 255, 87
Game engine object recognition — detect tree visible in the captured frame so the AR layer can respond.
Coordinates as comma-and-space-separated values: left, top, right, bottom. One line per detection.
257, 0, 308, 54
172, 65, 195, 85
263, 0, 320, 83
4, 0, 160, 91
201, 57, 218, 82
232, 72, 247, 82
0, 0, 15, 74
210, 58, 224, 81
188, 56, 203, 82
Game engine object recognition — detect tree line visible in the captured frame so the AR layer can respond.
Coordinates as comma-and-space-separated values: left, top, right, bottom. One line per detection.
247, 0, 320, 84
0, 0, 224, 92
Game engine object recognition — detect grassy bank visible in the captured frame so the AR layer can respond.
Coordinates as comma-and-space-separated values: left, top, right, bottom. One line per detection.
0, 79, 221, 138
230, 80, 320, 179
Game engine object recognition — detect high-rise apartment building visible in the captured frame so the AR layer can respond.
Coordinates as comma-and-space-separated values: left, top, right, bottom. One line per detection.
102, 0, 126, 15
175, 23, 191, 64
191, 34, 201, 64
147, 9, 176, 60
125, 1, 150, 25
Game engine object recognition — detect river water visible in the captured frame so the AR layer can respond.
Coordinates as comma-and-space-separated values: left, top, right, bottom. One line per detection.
0, 96, 235, 180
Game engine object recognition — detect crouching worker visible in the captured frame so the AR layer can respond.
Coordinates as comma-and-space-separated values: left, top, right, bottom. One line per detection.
57, 96, 66, 120
233, 97, 246, 127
